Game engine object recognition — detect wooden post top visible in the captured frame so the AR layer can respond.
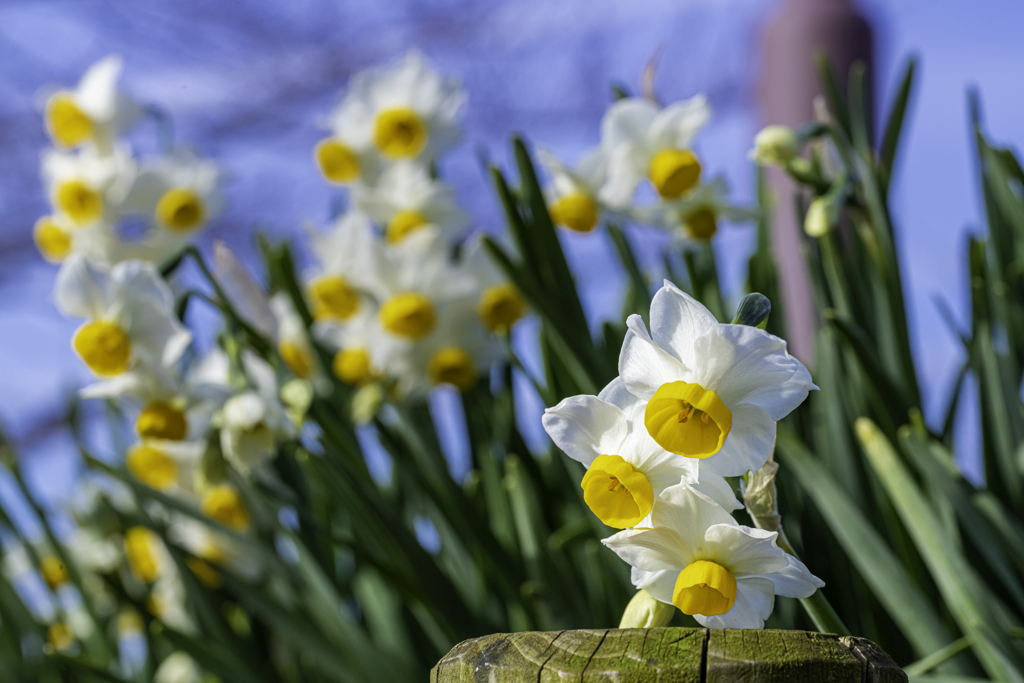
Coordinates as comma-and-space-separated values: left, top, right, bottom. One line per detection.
432, 627, 907, 682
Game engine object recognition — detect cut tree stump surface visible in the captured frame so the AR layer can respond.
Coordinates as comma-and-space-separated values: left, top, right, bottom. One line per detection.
431, 628, 907, 682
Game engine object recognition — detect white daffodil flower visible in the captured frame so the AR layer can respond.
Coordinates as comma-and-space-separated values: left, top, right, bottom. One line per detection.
618, 281, 815, 477
604, 481, 823, 629
42, 144, 136, 228
218, 352, 295, 474
316, 306, 388, 388
33, 213, 124, 266
123, 439, 204, 495
81, 361, 230, 445
631, 177, 756, 243
461, 234, 527, 334
328, 51, 464, 166
270, 293, 330, 393
66, 527, 121, 575
120, 148, 224, 260
305, 211, 380, 325
362, 227, 476, 346
42, 55, 141, 153
354, 162, 468, 245
543, 376, 739, 529
598, 96, 711, 209
154, 652, 202, 683
385, 297, 501, 398
54, 256, 191, 378
539, 148, 609, 234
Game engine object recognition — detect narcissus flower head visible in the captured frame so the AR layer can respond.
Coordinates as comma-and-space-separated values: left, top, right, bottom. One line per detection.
43, 55, 141, 152
543, 377, 739, 529
539, 148, 609, 234
54, 256, 191, 378
598, 96, 711, 209
328, 51, 464, 167
631, 177, 756, 244
603, 481, 823, 628
618, 281, 815, 477
354, 162, 468, 245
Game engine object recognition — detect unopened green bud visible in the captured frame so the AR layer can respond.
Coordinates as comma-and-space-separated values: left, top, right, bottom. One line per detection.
731, 293, 771, 329
619, 589, 674, 629
750, 125, 800, 167
804, 196, 831, 237
280, 378, 314, 425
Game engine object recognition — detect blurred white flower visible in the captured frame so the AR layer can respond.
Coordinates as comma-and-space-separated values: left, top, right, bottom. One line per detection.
316, 306, 387, 387
219, 353, 295, 474
54, 256, 190, 378
154, 652, 202, 683
461, 234, 527, 334
604, 481, 823, 629
41, 144, 136, 228
599, 96, 711, 208
33, 213, 124, 265
42, 55, 141, 153
618, 281, 815, 477
354, 161, 468, 244
631, 177, 756, 243
539, 148, 608, 233
329, 51, 464, 165
305, 211, 380, 324
271, 293, 327, 391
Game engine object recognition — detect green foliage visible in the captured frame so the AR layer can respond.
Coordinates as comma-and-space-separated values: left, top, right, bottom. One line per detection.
4, 55, 1024, 683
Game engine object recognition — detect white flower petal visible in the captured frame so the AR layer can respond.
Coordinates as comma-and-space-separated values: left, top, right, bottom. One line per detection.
54, 255, 113, 319
651, 481, 736, 540
703, 524, 788, 577
618, 315, 688, 400
693, 469, 743, 511
602, 527, 693, 572
748, 554, 825, 598
649, 95, 711, 150
649, 281, 718, 369
632, 566, 678, 605
702, 402, 776, 477
696, 577, 775, 629
542, 395, 627, 467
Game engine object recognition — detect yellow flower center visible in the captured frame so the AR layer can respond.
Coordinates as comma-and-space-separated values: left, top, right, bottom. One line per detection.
47, 622, 75, 651
40, 556, 67, 589
156, 187, 206, 232
373, 107, 427, 158
333, 347, 375, 386
54, 180, 103, 226
124, 526, 161, 584
46, 94, 94, 148
648, 149, 702, 199
73, 320, 132, 377
549, 192, 599, 233
428, 346, 478, 391
386, 209, 430, 244
34, 217, 72, 262
478, 283, 526, 333
315, 137, 361, 183
126, 443, 179, 491
673, 560, 737, 617
117, 611, 143, 635
379, 292, 436, 339
579, 454, 654, 528
201, 485, 251, 532
644, 381, 732, 459
685, 207, 718, 241
136, 401, 189, 441
308, 275, 360, 321
279, 339, 315, 379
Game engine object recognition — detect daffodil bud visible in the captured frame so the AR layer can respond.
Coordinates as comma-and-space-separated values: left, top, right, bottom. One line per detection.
731, 293, 771, 329
280, 378, 314, 425
750, 125, 800, 167
744, 454, 781, 533
804, 196, 831, 237
618, 589, 675, 629
351, 383, 385, 424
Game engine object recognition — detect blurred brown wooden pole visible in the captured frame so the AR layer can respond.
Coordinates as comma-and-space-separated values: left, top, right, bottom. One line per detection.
760, 0, 874, 364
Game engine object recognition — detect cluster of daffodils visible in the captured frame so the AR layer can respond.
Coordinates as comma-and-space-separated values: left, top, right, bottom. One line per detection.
307, 52, 525, 400
543, 282, 823, 628
539, 94, 754, 244
27, 58, 272, 666
35, 55, 223, 267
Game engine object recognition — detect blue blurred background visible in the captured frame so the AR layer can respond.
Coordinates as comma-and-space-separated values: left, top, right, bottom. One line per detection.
2, 0, 1023, 512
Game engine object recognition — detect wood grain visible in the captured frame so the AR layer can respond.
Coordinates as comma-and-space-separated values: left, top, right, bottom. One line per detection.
432, 628, 907, 682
